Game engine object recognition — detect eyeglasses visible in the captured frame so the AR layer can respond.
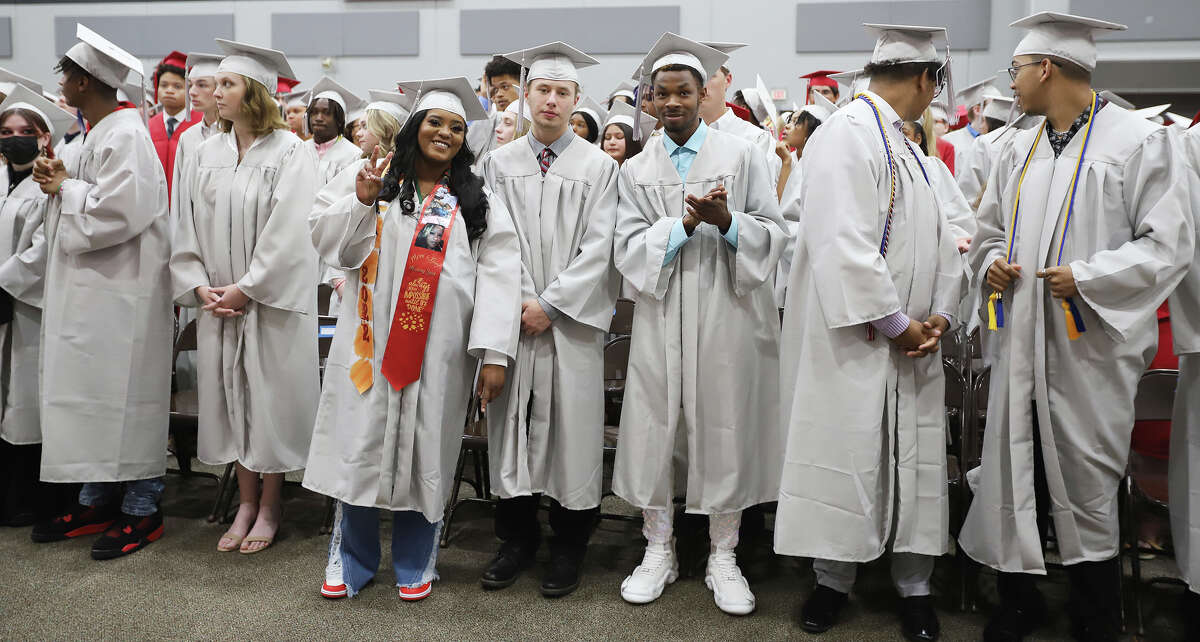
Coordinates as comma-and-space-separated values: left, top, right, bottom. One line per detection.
1007, 59, 1062, 81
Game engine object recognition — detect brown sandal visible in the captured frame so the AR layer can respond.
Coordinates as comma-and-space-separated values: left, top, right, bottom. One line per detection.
239, 534, 275, 554
217, 531, 244, 552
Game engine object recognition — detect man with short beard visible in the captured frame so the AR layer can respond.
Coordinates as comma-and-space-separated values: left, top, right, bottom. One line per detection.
612, 33, 787, 616
476, 41, 619, 599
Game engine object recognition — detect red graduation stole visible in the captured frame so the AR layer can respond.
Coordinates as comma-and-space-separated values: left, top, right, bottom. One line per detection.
379, 175, 459, 390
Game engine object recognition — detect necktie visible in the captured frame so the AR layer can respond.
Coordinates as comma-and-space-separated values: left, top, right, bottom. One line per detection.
539, 147, 554, 176
166, 117, 178, 139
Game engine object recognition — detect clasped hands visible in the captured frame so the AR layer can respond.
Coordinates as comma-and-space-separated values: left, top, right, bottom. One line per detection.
891, 315, 949, 358
195, 284, 250, 318
31, 145, 67, 195
682, 185, 732, 236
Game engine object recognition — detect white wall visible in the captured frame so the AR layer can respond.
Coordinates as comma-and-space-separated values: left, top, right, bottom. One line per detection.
3, 0, 1198, 107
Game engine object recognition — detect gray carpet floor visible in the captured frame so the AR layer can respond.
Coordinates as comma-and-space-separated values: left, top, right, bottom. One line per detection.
0, 467, 1186, 641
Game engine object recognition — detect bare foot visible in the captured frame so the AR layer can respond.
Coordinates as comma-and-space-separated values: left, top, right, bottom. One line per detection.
241, 504, 281, 553
219, 502, 258, 551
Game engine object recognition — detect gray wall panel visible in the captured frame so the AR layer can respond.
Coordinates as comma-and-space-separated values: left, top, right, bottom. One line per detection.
0, 18, 11, 58
53, 15, 234, 58
795, 0, 990, 53
460, 6, 680, 55
1071, 0, 1200, 42
272, 12, 419, 57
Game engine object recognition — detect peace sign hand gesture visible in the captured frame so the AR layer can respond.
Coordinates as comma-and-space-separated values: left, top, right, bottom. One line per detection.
356, 145, 394, 206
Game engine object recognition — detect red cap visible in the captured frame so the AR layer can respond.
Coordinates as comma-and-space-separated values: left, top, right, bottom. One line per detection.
154, 51, 189, 102
727, 101, 754, 124
277, 76, 300, 95
799, 70, 840, 104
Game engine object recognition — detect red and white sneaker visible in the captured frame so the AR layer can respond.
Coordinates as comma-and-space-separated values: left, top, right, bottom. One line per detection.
321, 511, 348, 599
398, 582, 431, 602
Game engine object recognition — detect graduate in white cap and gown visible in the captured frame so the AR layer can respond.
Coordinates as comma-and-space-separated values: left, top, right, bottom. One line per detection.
942, 77, 1004, 176
612, 33, 788, 616
475, 41, 620, 598
568, 95, 607, 145
169, 53, 223, 224
775, 23, 962, 641
170, 38, 320, 555
30, 24, 174, 560
0, 86, 74, 526
303, 76, 520, 602
305, 76, 365, 185
956, 92, 1041, 207
960, 13, 1195, 641
1169, 119, 1200, 640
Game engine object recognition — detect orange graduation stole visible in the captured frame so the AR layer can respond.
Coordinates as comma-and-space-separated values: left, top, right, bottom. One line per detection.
378, 176, 459, 391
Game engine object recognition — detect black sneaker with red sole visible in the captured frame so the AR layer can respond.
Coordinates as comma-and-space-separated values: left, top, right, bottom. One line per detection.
31, 502, 120, 543
90, 511, 164, 561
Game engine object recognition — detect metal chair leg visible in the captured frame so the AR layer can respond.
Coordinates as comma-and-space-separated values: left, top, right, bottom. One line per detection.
208, 463, 235, 522
320, 497, 336, 535
441, 448, 470, 547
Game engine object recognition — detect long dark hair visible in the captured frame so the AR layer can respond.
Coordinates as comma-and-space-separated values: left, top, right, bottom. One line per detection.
377, 109, 488, 241
574, 111, 599, 143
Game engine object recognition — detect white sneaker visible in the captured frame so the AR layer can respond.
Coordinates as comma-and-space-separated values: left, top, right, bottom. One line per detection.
620, 541, 678, 604
705, 551, 755, 615
321, 503, 348, 599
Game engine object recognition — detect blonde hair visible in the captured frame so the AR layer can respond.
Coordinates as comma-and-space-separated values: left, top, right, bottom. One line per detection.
920, 107, 938, 157
219, 75, 288, 136
365, 109, 401, 155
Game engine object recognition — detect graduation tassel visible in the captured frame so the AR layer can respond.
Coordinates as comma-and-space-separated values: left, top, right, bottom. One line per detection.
1062, 298, 1085, 340
987, 292, 1004, 330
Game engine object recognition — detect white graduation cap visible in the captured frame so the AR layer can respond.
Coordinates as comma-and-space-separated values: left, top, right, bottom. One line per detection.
396, 77, 489, 128
755, 74, 779, 137
829, 69, 869, 106
1130, 103, 1170, 124
602, 100, 656, 142
957, 77, 1004, 108
365, 89, 414, 125
1165, 112, 1192, 132
306, 76, 366, 117
0, 84, 77, 144
799, 91, 837, 122
1098, 89, 1134, 110
282, 89, 307, 109
65, 24, 143, 93
1010, 12, 1127, 72
982, 95, 1016, 122
572, 96, 608, 129
0, 67, 43, 98
215, 38, 296, 93
609, 81, 637, 102
929, 101, 949, 123
699, 41, 745, 74
503, 98, 532, 120
864, 23, 955, 114
741, 86, 766, 122
631, 33, 728, 141
501, 41, 598, 134
185, 52, 223, 80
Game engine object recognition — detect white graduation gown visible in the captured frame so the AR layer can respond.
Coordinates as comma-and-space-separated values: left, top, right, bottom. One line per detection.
611, 126, 789, 514
310, 137, 365, 295
773, 92, 963, 561
302, 186, 521, 520
478, 134, 620, 509
941, 125, 977, 180
0, 170, 47, 445
775, 159, 803, 308
39, 108, 173, 483
710, 107, 782, 188
1168, 124, 1200, 591
956, 121, 1042, 208
960, 105, 1195, 573
170, 129, 321, 473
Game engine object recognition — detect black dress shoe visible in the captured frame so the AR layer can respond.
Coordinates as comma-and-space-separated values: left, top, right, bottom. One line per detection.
983, 594, 1048, 642
91, 511, 163, 560
541, 551, 583, 597
899, 595, 940, 641
800, 584, 849, 634
31, 502, 119, 543
481, 544, 534, 590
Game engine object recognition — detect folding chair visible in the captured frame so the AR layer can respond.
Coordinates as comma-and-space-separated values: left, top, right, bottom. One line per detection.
609, 298, 635, 338
1123, 368, 1183, 635
441, 395, 493, 547
600, 336, 637, 523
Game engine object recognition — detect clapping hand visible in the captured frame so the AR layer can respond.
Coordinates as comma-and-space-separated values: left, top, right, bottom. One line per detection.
684, 184, 732, 234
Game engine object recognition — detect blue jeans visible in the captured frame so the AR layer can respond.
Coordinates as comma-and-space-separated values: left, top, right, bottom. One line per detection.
329, 502, 441, 596
79, 478, 165, 517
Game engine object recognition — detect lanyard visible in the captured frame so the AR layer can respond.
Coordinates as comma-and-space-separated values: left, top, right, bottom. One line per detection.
987, 92, 1096, 340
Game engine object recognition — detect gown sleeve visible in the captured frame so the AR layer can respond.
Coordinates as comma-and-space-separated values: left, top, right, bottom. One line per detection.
801, 115, 902, 327
57, 125, 166, 256
1071, 127, 1196, 342
235, 138, 320, 314
468, 188, 522, 361
0, 198, 47, 308
612, 160, 681, 301
537, 157, 621, 331
168, 143, 210, 306
722, 141, 789, 298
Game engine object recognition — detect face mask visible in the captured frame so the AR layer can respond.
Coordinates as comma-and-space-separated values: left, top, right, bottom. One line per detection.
0, 136, 40, 165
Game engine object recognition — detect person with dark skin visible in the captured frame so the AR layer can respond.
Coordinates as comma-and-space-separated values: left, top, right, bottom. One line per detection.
308, 97, 343, 145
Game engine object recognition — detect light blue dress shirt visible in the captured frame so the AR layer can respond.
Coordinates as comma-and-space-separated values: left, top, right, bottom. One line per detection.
661, 121, 738, 265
